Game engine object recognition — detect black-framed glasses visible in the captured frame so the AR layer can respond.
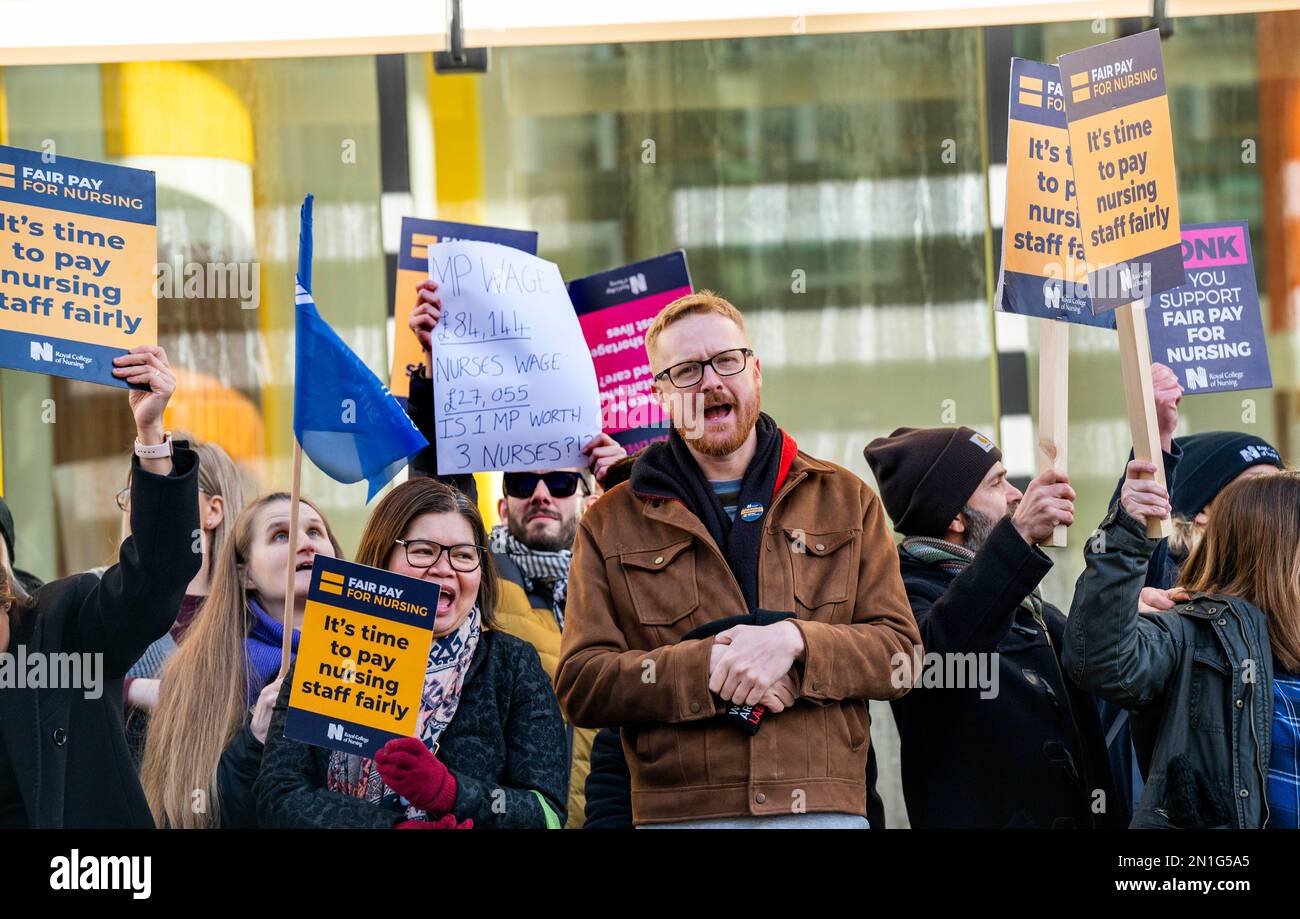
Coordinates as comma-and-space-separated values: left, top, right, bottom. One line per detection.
394, 538, 485, 572
502, 471, 589, 500
653, 348, 754, 388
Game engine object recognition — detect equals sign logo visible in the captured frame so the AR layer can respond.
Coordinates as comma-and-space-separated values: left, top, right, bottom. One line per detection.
318, 569, 344, 595
0, 162, 15, 189
1017, 74, 1044, 108
1070, 70, 1091, 103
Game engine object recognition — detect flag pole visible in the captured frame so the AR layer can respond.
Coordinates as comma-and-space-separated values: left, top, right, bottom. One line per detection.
279, 440, 303, 679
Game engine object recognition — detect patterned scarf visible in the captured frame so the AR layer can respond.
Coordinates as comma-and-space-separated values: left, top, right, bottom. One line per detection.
325, 605, 481, 819
489, 524, 570, 629
900, 535, 1044, 619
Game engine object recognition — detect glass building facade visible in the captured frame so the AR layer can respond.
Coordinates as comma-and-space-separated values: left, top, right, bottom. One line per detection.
2, 11, 1298, 824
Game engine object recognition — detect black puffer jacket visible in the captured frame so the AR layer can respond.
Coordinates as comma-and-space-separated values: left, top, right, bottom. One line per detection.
256, 629, 568, 828
214, 723, 264, 828
1063, 504, 1275, 828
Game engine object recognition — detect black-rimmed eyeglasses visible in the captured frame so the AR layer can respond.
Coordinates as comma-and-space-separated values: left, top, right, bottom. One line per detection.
653, 348, 754, 389
394, 538, 485, 572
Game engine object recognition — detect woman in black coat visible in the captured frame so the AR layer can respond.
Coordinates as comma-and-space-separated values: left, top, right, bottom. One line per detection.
0, 346, 200, 828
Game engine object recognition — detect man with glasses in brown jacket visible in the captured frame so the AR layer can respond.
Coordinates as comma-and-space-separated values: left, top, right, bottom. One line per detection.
557, 291, 921, 827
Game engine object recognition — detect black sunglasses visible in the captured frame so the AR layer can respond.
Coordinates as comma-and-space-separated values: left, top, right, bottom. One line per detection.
502, 471, 589, 499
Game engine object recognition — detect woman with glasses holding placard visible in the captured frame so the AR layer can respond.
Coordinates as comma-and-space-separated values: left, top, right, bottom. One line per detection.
256, 477, 569, 829
400, 276, 624, 828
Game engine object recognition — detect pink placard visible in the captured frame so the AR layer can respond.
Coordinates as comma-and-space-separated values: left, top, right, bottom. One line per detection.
579, 286, 690, 434
1181, 225, 1248, 270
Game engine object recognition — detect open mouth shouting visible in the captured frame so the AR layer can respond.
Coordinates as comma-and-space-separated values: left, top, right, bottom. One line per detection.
433, 580, 458, 617
703, 401, 735, 424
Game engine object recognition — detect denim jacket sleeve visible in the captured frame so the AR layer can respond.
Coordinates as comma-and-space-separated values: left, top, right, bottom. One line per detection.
1061, 505, 1183, 711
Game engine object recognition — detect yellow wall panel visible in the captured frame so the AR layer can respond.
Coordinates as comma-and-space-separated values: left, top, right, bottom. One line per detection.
102, 62, 254, 163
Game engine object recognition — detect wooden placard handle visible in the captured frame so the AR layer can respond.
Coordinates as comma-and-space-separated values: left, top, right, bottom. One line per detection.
1036, 320, 1069, 548
1115, 302, 1172, 539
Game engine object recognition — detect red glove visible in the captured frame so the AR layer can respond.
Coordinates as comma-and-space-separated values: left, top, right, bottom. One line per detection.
374, 737, 458, 817
394, 815, 473, 830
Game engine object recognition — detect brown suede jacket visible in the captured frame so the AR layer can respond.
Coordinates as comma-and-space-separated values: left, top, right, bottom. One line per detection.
556, 448, 921, 824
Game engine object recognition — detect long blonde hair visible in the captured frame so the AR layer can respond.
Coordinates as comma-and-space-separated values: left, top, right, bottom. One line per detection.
1179, 472, 1300, 674
116, 432, 247, 570
141, 492, 342, 828
184, 432, 247, 569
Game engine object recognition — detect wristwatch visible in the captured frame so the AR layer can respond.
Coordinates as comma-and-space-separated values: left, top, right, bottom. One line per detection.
133, 432, 174, 460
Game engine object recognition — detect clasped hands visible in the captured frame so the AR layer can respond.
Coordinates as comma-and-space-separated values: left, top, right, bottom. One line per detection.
706, 621, 806, 711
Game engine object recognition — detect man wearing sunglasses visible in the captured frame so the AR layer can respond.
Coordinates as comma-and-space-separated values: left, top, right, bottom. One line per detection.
557, 290, 921, 828
406, 278, 626, 827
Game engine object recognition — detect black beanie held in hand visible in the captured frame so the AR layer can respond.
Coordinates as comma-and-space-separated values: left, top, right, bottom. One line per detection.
1171, 431, 1284, 519
863, 426, 1003, 537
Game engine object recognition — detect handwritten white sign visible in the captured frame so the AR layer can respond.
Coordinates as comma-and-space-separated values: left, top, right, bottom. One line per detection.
428, 240, 601, 474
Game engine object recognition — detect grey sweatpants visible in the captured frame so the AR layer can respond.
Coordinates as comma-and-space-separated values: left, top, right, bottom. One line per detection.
639, 813, 870, 829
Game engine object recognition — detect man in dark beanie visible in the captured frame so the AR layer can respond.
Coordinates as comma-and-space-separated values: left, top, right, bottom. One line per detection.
864, 426, 1122, 828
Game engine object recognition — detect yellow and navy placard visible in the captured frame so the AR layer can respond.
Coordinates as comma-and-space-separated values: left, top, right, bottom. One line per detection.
284, 555, 439, 758
0, 144, 157, 387
1058, 30, 1184, 313
996, 58, 1114, 330
389, 217, 537, 402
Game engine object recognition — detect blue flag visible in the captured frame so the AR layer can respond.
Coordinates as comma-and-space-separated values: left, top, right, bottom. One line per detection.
293, 194, 427, 500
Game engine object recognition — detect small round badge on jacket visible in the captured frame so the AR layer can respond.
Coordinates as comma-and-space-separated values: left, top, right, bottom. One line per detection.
739, 503, 765, 523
